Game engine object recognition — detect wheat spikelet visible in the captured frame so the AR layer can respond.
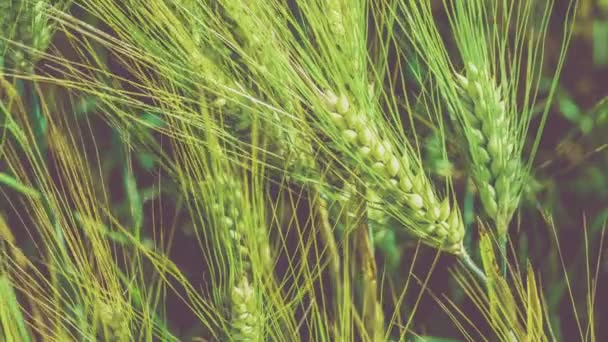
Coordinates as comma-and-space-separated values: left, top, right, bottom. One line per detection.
322, 90, 464, 253
201, 167, 266, 341
327, 0, 346, 39
222, 0, 278, 77
96, 298, 130, 340
455, 63, 523, 229
168, 1, 311, 179
213, 174, 272, 272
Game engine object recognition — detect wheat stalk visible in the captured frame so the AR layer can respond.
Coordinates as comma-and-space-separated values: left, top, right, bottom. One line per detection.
217, 3, 349, 327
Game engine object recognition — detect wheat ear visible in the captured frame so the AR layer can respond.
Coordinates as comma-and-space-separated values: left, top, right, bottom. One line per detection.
321, 90, 464, 253
397, 0, 574, 273
1, 0, 71, 72
209, 171, 265, 342
455, 63, 523, 231
222, 177, 267, 342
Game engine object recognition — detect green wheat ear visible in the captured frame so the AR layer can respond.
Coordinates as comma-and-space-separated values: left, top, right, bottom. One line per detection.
231, 0, 468, 254
398, 0, 576, 236
321, 89, 464, 253
1, 0, 71, 72
455, 63, 522, 229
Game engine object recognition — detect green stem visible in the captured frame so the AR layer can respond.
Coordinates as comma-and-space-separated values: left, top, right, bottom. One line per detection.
498, 234, 507, 277
458, 250, 487, 286
351, 190, 382, 341
496, 218, 509, 277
